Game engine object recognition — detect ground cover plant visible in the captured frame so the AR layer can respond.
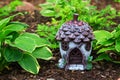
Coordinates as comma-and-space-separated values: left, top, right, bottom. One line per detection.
0, 0, 22, 19
0, 14, 53, 74
93, 25, 120, 63
40, 0, 119, 31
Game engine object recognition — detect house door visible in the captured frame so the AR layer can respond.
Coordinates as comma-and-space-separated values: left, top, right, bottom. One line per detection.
68, 48, 83, 64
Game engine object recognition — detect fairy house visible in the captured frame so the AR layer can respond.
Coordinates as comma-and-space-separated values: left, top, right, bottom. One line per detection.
56, 14, 94, 70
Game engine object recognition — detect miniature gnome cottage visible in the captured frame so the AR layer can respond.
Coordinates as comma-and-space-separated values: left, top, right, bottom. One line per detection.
55, 14, 94, 70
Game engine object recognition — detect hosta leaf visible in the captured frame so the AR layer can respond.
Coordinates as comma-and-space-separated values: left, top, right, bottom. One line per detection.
97, 46, 115, 54
4, 46, 23, 62
0, 17, 10, 30
0, 31, 5, 41
14, 34, 36, 53
98, 39, 114, 46
40, 3, 53, 9
115, 39, 120, 52
3, 24, 25, 36
10, 32, 50, 53
40, 9, 56, 17
0, 22, 27, 41
113, 30, 120, 38
32, 47, 53, 60
9, 22, 28, 28
21, 32, 50, 47
94, 53, 112, 61
18, 54, 40, 74
93, 30, 113, 44
46, 0, 56, 2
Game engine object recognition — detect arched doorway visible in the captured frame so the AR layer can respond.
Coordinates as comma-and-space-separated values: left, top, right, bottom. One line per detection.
68, 48, 83, 64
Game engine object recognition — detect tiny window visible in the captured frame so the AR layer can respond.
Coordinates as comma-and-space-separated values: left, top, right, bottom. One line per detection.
61, 41, 69, 51
85, 42, 91, 51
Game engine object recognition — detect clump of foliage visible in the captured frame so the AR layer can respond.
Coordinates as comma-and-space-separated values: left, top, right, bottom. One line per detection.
93, 25, 120, 63
0, 0, 22, 19
0, 15, 52, 74
40, 0, 118, 30
114, 0, 120, 2
37, 24, 59, 49
40, 0, 75, 23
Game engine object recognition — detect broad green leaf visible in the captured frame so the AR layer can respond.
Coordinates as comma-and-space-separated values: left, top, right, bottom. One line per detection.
0, 17, 10, 30
97, 46, 115, 54
40, 9, 56, 17
94, 30, 112, 40
93, 30, 113, 44
46, 0, 56, 2
0, 31, 5, 41
14, 34, 36, 53
115, 38, 120, 52
10, 32, 50, 53
18, 54, 40, 74
32, 47, 53, 60
4, 46, 23, 62
113, 30, 120, 38
99, 39, 114, 46
9, 22, 28, 28
3, 24, 26, 36
0, 22, 26, 41
21, 32, 50, 47
40, 3, 53, 9
93, 53, 112, 61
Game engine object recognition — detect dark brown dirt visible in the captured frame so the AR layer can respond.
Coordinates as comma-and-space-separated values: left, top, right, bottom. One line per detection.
12, 10, 51, 33
91, 0, 120, 10
0, 0, 120, 80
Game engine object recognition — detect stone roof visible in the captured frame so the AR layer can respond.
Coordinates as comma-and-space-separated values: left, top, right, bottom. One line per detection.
56, 20, 94, 43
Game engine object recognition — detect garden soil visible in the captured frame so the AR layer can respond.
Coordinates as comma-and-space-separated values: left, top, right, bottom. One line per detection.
0, 0, 120, 80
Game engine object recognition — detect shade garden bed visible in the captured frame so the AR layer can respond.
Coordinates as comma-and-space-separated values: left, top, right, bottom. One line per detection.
0, 0, 120, 80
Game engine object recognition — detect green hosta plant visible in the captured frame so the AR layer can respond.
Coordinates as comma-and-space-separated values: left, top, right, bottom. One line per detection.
93, 25, 120, 63
0, 15, 52, 74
